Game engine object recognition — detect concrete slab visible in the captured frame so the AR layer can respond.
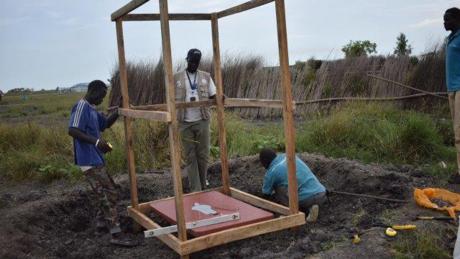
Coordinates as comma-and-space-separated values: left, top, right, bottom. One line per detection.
150, 190, 274, 236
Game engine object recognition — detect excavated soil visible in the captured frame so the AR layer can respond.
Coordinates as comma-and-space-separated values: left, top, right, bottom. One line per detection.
1, 153, 458, 258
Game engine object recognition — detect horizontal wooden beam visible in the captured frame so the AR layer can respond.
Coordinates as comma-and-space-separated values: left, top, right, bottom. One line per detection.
132, 99, 217, 111
180, 212, 305, 255
230, 187, 291, 215
123, 13, 212, 21
119, 108, 171, 122
111, 0, 149, 21
224, 98, 295, 109
217, 0, 275, 18
128, 207, 182, 254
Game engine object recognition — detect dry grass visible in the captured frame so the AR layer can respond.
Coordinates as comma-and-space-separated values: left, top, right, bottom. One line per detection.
109, 47, 445, 119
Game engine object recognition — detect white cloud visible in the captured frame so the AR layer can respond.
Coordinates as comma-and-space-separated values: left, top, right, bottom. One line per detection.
409, 18, 442, 28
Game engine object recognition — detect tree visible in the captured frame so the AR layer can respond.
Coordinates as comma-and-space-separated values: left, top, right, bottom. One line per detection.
393, 33, 412, 56
341, 40, 377, 58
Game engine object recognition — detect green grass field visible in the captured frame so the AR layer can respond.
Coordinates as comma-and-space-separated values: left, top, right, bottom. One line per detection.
0, 92, 456, 183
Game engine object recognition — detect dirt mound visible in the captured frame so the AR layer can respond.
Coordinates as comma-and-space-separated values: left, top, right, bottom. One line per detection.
0, 153, 455, 258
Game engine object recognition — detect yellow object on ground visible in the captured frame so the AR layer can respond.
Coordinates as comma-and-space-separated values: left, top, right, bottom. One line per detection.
391, 224, 416, 230
352, 234, 361, 244
414, 188, 460, 219
385, 227, 397, 237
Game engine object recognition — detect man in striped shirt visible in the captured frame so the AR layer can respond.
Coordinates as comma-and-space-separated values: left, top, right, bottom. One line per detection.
68, 80, 135, 246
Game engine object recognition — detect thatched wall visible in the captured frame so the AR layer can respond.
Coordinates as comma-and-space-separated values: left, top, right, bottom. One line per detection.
109, 48, 446, 119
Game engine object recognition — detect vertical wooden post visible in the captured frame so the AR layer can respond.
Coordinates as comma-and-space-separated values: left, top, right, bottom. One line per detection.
115, 19, 139, 209
159, 0, 188, 243
211, 14, 231, 195
275, 0, 298, 214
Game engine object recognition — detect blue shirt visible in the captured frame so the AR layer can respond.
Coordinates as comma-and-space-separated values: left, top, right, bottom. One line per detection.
69, 99, 107, 166
262, 154, 326, 201
446, 30, 460, 92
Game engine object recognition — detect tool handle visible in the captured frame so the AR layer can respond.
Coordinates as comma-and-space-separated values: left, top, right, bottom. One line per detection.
391, 224, 416, 230
416, 216, 452, 221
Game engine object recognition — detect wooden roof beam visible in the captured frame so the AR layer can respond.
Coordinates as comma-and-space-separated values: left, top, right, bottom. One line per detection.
123, 13, 212, 21
217, 0, 274, 19
111, 0, 149, 21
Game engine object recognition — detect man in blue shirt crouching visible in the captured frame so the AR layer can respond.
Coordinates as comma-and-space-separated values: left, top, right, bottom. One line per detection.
259, 148, 327, 222
68, 80, 136, 246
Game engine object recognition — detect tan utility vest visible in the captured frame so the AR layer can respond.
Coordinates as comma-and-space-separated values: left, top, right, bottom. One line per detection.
174, 70, 212, 122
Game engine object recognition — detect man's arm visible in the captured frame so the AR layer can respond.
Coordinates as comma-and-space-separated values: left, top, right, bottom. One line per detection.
68, 127, 112, 153
262, 170, 276, 196
68, 127, 97, 144
106, 110, 119, 129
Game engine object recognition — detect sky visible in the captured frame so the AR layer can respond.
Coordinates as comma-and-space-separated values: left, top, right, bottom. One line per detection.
0, 0, 458, 92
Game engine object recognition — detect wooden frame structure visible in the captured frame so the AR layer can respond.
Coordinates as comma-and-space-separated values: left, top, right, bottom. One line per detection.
112, 0, 305, 257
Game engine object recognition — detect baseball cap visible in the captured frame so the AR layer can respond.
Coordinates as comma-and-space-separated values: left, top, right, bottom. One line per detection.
186, 48, 202, 63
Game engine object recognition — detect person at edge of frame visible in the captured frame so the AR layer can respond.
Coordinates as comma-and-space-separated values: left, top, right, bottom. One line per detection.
68, 80, 137, 247
444, 7, 460, 184
259, 148, 327, 223
174, 48, 218, 192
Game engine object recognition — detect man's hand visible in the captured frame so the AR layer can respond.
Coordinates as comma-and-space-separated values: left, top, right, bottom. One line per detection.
96, 139, 113, 153
106, 109, 119, 129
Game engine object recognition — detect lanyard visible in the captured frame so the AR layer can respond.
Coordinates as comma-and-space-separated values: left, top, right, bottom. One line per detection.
186, 71, 197, 91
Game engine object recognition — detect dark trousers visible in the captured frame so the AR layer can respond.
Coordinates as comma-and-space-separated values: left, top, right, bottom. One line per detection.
180, 119, 210, 192
274, 186, 327, 212
85, 166, 121, 234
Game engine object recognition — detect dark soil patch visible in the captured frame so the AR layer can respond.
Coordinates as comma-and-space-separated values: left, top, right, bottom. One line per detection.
0, 153, 457, 258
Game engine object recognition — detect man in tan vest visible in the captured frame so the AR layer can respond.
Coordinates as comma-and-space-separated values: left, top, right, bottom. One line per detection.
175, 49, 216, 192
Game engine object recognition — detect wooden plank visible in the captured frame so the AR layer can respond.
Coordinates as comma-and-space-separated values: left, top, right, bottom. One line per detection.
132, 99, 216, 111
119, 108, 171, 122
159, 0, 188, 243
230, 187, 291, 215
224, 98, 296, 109
275, 0, 298, 214
116, 20, 139, 209
145, 213, 240, 237
128, 207, 182, 254
217, 0, 275, 18
123, 13, 212, 21
211, 14, 231, 195
111, 0, 149, 21
180, 213, 306, 255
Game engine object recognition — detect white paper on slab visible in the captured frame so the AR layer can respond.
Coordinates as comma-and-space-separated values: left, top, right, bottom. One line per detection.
192, 202, 218, 215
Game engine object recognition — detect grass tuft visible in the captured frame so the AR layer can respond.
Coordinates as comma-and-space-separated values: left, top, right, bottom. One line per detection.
393, 227, 451, 259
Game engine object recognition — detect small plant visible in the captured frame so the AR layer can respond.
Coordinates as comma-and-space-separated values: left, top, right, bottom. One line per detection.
38, 163, 82, 183
210, 145, 220, 159
253, 135, 284, 152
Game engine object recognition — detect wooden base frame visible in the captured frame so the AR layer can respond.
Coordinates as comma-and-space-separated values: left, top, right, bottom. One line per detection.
112, 0, 302, 257
128, 188, 305, 256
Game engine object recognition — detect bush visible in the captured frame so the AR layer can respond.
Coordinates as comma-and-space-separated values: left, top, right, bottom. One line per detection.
210, 112, 284, 158
0, 123, 79, 182
296, 103, 452, 165
396, 113, 443, 162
